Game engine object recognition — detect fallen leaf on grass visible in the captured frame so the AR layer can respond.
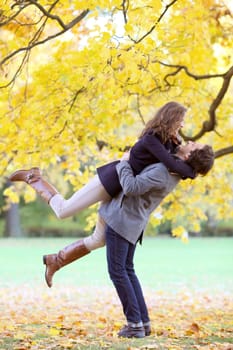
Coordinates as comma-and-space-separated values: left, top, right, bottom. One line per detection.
140, 343, 159, 349
48, 327, 61, 336
185, 322, 200, 335
0, 286, 232, 350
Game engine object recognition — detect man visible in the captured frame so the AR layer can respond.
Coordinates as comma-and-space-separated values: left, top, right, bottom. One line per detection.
98, 141, 214, 338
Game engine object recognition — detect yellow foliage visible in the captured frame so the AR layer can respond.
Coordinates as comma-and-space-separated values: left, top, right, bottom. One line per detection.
3, 187, 19, 204
172, 226, 186, 238
0, 0, 232, 236
24, 187, 37, 204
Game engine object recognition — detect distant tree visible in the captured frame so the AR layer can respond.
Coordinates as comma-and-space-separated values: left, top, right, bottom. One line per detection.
4, 203, 21, 237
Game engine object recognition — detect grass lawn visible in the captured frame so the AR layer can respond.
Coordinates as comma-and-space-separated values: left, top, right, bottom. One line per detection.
0, 236, 232, 291
0, 237, 232, 349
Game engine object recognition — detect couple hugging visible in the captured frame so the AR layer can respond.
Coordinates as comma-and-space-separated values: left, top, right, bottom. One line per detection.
9, 101, 214, 338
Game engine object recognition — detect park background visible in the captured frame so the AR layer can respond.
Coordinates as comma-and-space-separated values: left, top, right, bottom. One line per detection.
0, 0, 233, 349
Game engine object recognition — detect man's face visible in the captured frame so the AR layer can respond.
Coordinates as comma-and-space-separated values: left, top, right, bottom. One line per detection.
179, 141, 204, 159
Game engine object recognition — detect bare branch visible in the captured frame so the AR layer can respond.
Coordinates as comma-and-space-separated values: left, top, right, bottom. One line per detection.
1, 49, 31, 89
130, 0, 178, 44
68, 87, 86, 113
136, 94, 146, 125
29, 0, 66, 29
0, 7, 23, 27
121, 0, 129, 24
0, 9, 89, 69
27, 0, 61, 46
188, 65, 233, 140
158, 61, 226, 81
214, 146, 233, 158
156, 62, 233, 141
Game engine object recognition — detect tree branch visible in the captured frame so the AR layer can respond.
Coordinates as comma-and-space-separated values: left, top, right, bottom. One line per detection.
136, 94, 146, 125
127, 0, 178, 44
0, 7, 23, 27
121, 0, 129, 24
68, 87, 86, 113
156, 62, 233, 141
27, 0, 60, 46
28, 0, 66, 29
0, 9, 89, 68
1, 49, 31, 89
214, 146, 233, 159
159, 61, 226, 81
122, 0, 178, 44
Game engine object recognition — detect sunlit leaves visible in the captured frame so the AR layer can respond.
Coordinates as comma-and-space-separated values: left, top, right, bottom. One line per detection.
3, 187, 19, 203
0, 0, 233, 235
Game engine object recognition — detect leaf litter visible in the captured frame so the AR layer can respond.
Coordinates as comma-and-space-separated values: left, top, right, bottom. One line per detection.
0, 285, 232, 349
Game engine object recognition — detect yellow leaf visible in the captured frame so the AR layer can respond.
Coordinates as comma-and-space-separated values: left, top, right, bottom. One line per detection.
172, 226, 186, 238
3, 187, 19, 203
14, 331, 27, 340
24, 187, 36, 203
48, 327, 60, 336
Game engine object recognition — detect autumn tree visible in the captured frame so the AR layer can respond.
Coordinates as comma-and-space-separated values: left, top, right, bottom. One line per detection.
0, 0, 232, 239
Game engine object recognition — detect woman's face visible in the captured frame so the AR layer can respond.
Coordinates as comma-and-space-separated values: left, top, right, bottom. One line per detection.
177, 115, 185, 130
172, 115, 185, 136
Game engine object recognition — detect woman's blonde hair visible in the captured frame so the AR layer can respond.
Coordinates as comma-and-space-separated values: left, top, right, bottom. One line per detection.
139, 101, 187, 143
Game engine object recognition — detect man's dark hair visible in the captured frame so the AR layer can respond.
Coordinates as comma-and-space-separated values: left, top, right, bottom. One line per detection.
186, 145, 215, 176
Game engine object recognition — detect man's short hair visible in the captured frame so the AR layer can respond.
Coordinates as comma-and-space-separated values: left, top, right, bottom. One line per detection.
186, 145, 214, 176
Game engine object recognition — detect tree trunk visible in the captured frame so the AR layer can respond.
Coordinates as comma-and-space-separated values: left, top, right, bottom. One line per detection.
4, 202, 22, 237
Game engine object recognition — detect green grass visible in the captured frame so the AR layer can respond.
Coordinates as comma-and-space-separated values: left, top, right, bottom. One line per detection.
0, 236, 232, 291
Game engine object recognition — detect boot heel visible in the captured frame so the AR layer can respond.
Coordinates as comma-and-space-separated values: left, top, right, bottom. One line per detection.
43, 255, 47, 265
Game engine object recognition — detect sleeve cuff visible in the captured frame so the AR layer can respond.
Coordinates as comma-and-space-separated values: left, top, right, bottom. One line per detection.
116, 160, 130, 174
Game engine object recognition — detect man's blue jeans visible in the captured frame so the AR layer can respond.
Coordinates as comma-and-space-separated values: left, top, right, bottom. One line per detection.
106, 225, 150, 324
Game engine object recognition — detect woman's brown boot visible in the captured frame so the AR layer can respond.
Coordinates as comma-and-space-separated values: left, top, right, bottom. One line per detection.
8, 167, 58, 204
43, 239, 90, 288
